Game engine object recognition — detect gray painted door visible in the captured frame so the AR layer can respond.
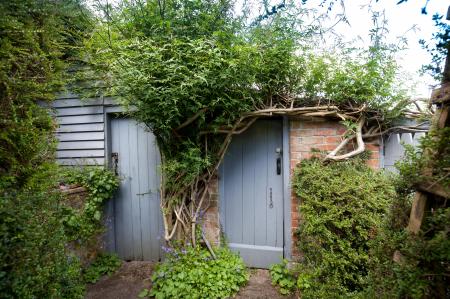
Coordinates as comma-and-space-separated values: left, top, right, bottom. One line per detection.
109, 117, 162, 261
219, 120, 284, 268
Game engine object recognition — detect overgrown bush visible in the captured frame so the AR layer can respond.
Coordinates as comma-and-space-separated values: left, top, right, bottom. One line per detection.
293, 158, 395, 298
0, 164, 85, 299
139, 246, 248, 299
83, 253, 122, 283
0, 1, 92, 296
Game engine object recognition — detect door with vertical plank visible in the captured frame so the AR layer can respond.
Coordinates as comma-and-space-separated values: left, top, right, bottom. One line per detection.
219, 119, 284, 268
109, 117, 162, 261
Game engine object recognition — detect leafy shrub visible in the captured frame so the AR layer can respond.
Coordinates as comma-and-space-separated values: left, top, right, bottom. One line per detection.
0, 164, 85, 299
292, 158, 394, 298
83, 253, 122, 283
0, 0, 91, 188
59, 167, 119, 242
269, 259, 297, 295
364, 129, 450, 298
140, 246, 248, 299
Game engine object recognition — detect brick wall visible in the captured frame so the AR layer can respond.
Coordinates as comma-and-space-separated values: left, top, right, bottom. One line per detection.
289, 117, 380, 257
202, 177, 221, 247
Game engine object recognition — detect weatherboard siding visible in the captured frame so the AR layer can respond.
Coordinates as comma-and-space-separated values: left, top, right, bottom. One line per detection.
51, 92, 119, 166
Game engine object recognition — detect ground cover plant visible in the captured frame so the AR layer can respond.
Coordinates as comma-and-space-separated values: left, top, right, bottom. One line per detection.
83, 253, 122, 284
138, 246, 248, 299
269, 259, 297, 295
292, 157, 395, 298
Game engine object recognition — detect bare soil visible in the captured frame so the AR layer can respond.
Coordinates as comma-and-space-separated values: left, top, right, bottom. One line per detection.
85, 262, 295, 299
235, 269, 296, 299
85, 261, 154, 299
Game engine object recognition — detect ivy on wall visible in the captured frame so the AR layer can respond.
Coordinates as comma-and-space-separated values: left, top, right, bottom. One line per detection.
60, 167, 119, 243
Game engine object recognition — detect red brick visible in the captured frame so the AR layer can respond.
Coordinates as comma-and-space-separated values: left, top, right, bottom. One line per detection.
369, 151, 380, 159
296, 129, 315, 137
301, 136, 324, 145
300, 152, 314, 160
315, 128, 337, 136
290, 130, 303, 137
300, 122, 322, 129
290, 121, 302, 130
366, 143, 379, 151
336, 126, 347, 135
314, 144, 336, 151
324, 136, 342, 144
292, 144, 313, 152
292, 219, 299, 228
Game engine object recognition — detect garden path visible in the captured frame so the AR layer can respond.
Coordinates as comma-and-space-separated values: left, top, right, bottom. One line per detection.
85, 262, 295, 299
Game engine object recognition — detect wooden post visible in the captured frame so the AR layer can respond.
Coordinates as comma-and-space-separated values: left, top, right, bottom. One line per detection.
406, 192, 428, 234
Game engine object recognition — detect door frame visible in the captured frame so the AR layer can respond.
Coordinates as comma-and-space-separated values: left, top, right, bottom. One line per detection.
103, 107, 127, 253
282, 116, 292, 260
218, 117, 292, 260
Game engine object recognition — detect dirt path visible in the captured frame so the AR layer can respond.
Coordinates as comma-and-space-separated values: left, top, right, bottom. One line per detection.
85, 262, 294, 299
85, 261, 154, 299
235, 269, 296, 299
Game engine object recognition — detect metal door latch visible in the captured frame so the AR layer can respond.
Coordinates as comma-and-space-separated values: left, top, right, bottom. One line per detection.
276, 147, 282, 175
111, 152, 119, 175
269, 187, 273, 209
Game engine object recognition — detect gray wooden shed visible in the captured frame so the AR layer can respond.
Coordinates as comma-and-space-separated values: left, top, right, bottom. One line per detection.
49, 92, 163, 261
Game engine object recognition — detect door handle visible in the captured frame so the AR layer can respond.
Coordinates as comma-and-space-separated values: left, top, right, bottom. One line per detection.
269, 187, 273, 209
276, 157, 281, 175
111, 152, 119, 175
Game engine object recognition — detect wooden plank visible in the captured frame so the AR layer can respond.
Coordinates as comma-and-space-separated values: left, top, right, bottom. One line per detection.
406, 192, 428, 234
431, 83, 450, 104
103, 97, 119, 106
58, 157, 105, 166
57, 132, 104, 141
56, 106, 103, 116
57, 123, 104, 133
416, 180, 450, 199
139, 123, 153, 260
52, 98, 103, 108
57, 114, 103, 125
129, 119, 143, 259
57, 140, 104, 150
56, 150, 104, 158
437, 105, 449, 129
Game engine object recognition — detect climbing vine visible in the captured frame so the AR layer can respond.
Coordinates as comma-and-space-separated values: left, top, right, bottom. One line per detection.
60, 167, 119, 242
82, 0, 420, 244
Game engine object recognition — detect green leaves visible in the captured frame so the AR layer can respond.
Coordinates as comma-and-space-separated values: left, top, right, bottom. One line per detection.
60, 167, 119, 242
83, 253, 121, 284
269, 259, 297, 295
293, 158, 394, 298
145, 246, 249, 298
